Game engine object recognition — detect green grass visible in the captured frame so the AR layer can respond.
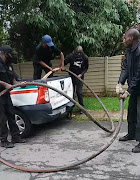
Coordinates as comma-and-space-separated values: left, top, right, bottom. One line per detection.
73, 97, 128, 122
83, 97, 128, 111
74, 116, 127, 122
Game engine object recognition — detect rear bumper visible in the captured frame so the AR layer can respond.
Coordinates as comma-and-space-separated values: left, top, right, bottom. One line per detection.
16, 102, 74, 125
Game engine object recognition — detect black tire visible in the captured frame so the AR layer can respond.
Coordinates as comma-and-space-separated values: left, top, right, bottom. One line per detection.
14, 109, 32, 138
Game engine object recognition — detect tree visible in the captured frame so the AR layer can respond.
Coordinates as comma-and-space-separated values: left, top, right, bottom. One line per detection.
0, 19, 8, 46
0, 0, 139, 61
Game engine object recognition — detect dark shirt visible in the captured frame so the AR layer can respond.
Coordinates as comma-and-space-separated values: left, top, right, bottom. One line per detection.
119, 41, 140, 94
33, 43, 61, 66
0, 58, 15, 104
64, 53, 88, 76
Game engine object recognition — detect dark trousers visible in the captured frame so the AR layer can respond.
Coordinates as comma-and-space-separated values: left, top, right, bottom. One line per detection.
33, 63, 53, 80
127, 94, 140, 142
72, 76, 84, 107
0, 99, 20, 142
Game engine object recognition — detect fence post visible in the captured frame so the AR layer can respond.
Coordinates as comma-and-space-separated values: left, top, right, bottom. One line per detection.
105, 56, 108, 90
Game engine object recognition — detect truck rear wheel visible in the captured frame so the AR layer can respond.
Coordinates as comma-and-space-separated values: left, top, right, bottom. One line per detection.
14, 109, 32, 138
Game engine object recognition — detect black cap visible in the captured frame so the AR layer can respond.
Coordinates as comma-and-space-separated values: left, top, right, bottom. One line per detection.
0, 45, 17, 55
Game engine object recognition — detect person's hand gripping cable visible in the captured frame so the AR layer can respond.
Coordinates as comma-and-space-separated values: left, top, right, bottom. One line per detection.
116, 83, 130, 100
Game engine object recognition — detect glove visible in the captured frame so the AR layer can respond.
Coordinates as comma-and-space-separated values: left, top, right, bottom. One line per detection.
119, 91, 130, 100
116, 83, 124, 95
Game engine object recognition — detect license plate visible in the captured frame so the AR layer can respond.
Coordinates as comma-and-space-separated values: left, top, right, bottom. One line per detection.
60, 107, 66, 114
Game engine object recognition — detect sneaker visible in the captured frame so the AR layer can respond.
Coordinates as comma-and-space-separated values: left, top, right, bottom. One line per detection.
12, 137, 26, 143
119, 134, 135, 141
1, 141, 15, 148
132, 143, 140, 153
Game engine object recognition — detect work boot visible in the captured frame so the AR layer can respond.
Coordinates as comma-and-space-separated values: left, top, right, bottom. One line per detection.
1, 140, 15, 148
119, 134, 135, 141
132, 143, 140, 153
12, 137, 26, 144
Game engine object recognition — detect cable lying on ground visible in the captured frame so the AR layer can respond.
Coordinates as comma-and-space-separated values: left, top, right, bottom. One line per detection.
0, 80, 123, 173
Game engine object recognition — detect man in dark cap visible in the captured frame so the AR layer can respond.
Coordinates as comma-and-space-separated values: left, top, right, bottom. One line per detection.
0, 45, 26, 148
116, 28, 140, 153
64, 46, 88, 114
33, 34, 64, 80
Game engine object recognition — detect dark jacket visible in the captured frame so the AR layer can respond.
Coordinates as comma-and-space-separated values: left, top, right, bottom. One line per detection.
64, 53, 88, 76
0, 58, 15, 104
33, 43, 61, 66
119, 41, 140, 94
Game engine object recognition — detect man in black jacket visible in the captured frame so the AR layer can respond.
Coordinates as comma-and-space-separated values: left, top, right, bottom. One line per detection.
116, 28, 140, 153
0, 45, 26, 148
64, 46, 88, 113
33, 34, 64, 80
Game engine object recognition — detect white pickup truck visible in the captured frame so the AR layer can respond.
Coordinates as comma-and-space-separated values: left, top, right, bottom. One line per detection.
10, 75, 74, 138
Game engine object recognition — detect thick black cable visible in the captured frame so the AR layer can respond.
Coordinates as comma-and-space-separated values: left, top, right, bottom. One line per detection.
64, 69, 115, 132
0, 82, 124, 173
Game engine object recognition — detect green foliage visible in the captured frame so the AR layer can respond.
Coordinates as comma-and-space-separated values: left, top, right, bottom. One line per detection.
0, 0, 139, 61
0, 20, 8, 46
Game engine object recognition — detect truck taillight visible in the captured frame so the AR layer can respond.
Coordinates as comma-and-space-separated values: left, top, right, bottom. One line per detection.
36, 86, 50, 104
